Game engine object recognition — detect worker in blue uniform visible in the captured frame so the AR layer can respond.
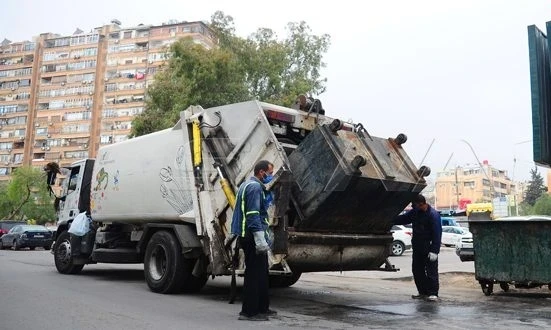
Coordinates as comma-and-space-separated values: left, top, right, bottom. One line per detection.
394, 194, 442, 302
231, 160, 277, 321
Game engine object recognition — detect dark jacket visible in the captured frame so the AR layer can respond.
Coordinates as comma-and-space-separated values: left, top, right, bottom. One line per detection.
230, 177, 269, 237
394, 205, 442, 254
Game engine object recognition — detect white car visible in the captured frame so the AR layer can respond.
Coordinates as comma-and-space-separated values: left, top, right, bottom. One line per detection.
441, 226, 470, 247
455, 232, 474, 262
391, 225, 412, 256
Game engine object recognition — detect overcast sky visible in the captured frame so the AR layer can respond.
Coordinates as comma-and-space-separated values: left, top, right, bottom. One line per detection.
1, 0, 550, 182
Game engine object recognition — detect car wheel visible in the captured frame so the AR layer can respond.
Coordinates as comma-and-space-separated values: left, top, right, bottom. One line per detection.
444, 244, 452, 247
54, 231, 84, 274
30, 247, 36, 250
0, 240, 4, 250
44, 245, 51, 251
13, 240, 20, 251
391, 240, 405, 256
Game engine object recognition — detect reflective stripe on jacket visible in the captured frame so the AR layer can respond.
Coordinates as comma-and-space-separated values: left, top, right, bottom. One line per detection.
230, 177, 269, 237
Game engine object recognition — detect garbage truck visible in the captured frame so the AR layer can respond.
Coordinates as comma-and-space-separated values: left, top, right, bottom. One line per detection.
46, 99, 429, 294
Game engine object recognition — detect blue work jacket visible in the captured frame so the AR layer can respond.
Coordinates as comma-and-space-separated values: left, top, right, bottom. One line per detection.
394, 205, 442, 254
230, 177, 269, 237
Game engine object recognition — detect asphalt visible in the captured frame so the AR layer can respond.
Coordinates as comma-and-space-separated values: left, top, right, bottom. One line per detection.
0, 247, 550, 329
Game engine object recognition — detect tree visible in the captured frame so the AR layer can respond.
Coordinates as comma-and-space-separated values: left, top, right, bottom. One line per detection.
131, 11, 330, 137
532, 193, 551, 215
523, 167, 547, 206
0, 166, 56, 224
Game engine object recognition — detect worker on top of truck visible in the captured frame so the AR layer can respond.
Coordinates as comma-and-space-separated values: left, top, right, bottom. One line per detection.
230, 160, 276, 321
394, 194, 442, 302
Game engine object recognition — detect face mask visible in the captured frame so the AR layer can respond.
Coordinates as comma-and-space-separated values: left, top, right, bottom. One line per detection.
262, 173, 273, 184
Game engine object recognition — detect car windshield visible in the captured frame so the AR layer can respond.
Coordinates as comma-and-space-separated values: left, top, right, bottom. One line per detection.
0, 222, 26, 231
21, 225, 48, 232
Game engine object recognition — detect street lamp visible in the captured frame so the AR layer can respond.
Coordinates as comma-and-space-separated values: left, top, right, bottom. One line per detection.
460, 139, 496, 198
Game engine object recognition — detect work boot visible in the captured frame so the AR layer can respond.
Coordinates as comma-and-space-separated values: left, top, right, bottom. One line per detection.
238, 314, 269, 321
411, 293, 427, 299
260, 309, 278, 316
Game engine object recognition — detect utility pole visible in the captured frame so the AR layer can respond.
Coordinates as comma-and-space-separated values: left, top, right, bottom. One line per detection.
455, 166, 460, 211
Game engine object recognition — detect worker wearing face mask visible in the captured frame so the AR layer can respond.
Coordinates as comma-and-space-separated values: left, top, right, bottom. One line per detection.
230, 160, 277, 321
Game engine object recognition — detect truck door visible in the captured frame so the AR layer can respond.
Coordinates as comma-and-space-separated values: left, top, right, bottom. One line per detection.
59, 165, 84, 221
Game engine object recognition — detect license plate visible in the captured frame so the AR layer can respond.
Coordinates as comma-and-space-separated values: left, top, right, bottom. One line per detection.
34, 235, 44, 238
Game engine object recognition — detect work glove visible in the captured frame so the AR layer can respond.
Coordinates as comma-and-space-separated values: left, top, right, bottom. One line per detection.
252, 231, 270, 255
428, 252, 438, 262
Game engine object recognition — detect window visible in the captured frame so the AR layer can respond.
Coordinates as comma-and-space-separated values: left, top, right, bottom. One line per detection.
67, 166, 81, 192
463, 181, 475, 188
482, 179, 490, 186
123, 31, 133, 39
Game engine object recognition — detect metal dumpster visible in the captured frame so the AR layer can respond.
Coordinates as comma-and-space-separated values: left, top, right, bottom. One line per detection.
469, 216, 551, 295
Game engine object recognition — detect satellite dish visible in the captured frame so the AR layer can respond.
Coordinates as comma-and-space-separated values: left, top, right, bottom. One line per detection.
111, 19, 122, 25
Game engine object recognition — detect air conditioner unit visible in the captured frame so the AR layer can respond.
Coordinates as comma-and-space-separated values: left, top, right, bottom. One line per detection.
41, 147, 45, 151
11, 87, 16, 91
104, 77, 109, 82
89, 92, 93, 96
19, 136, 24, 140
49, 122, 53, 126
82, 80, 87, 84
148, 60, 153, 64
114, 40, 119, 44
74, 55, 81, 59
61, 82, 66, 86
4, 162, 9, 166
46, 146, 50, 151
47, 134, 51, 138
86, 105, 91, 110
35, 123, 40, 127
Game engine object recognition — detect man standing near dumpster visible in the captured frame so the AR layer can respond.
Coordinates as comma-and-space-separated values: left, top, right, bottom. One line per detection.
394, 194, 442, 301
231, 160, 277, 321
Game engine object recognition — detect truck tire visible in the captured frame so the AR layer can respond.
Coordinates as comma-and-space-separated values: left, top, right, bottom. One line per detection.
269, 272, 302, 288
54, 231, 84, 274
144, 230, 207, 294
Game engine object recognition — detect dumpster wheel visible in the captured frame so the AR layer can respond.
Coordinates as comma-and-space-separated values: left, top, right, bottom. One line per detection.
480, 282, 493, 296
499, 282, 509, 292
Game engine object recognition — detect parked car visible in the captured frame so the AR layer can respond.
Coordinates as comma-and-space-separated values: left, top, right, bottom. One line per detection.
0, 220, 27, 238
391, 225, 412, 256
455, 232, 474, 262
441, 226, 470, 247
0, 225, 53, 250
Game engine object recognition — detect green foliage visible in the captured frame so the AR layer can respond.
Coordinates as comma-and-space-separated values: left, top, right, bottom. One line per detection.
531, 193, 551, 215
131, 11, 330, 137
0, 166, 55, 224
524, 167, 547, 206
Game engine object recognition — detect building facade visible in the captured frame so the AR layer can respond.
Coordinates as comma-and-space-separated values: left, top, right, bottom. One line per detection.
0, 20, 215, 180
434, 161, 522, 210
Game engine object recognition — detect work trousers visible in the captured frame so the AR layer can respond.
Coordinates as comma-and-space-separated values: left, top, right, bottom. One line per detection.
240, 236, 270, 316
411, 240, 439, 296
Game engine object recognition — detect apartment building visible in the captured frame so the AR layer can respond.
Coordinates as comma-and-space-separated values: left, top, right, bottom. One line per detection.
434, 160, 521, 210
0, 20, 215, 180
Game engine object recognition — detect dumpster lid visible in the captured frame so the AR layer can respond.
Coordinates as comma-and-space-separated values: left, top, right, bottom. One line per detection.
490, 215, 551, 222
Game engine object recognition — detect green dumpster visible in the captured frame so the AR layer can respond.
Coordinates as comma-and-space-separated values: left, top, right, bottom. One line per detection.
469, 216, 551, 295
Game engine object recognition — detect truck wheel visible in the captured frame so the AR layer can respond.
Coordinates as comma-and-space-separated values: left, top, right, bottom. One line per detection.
13, 240, 20, 251
54, 231, 84, 274
391, 241, 405, 256
144, 231, 193, 294
181, 259, 208, 294
270, 272, 302, 288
